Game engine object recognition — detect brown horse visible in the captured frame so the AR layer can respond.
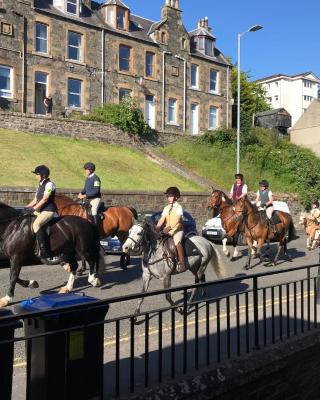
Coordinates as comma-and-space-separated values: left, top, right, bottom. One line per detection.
234, 196, 296, 269
207, 190, 245, 260
55, 195, 137, 270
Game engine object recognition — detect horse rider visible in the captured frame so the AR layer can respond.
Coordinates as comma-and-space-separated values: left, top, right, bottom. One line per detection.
229, 173, 248, 205
25, 165, 57, 259
78, 162, 101, 226
307, 201, 320, 248
255, 180, 276, 232
156, 187, 186, 272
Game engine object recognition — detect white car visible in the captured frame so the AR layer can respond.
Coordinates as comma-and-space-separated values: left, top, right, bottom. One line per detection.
202, 200, 290, 244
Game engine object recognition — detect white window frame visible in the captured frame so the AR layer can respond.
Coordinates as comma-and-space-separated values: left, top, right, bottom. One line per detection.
66, 0, 79, 15
168, 98, 177, 124
191, 64, 199, 89
35, 22, 48, 54
0, 65, 13, 98
68, 78, 82, 108
209, 69, 218, 93
209, 105, 218, 130
68, 31, 83, 62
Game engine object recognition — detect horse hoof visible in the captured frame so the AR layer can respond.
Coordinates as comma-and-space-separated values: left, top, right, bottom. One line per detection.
225, 252, 230, 258
28, 280, 39, 289
91, 278, 101, 288
63, 264, 72, 273
59, 287, 70, 294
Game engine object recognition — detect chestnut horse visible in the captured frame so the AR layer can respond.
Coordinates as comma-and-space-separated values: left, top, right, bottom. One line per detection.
234, 196, 296, 269
207, 190, 245, 260
55, 195, 137, 270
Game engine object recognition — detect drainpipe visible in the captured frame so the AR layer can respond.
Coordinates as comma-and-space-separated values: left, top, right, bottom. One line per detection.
175, 55, 186, 133
226, 65, 230, 128
13, 12, 26, 113
101, 29, 105, 105
162, 51, 172, 132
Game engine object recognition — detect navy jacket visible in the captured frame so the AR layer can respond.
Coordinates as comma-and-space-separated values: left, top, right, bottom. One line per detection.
81, 174, 101, 199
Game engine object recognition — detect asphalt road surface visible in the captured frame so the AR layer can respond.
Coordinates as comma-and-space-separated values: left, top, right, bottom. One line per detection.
7, 232, 320, 399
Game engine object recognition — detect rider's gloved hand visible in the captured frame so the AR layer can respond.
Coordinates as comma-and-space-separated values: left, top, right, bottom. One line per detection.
163, 226, 171, 235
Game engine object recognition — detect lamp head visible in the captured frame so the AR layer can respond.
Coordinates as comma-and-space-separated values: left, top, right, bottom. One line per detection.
249, 25, 263, 32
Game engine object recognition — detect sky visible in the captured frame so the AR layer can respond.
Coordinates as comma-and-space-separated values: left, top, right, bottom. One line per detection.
96, 0, 320, 81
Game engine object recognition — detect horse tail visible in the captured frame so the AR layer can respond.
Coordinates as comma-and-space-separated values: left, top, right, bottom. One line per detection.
128, 207, 138, 220
208, 242, 226, 279
287, 220, 297, 243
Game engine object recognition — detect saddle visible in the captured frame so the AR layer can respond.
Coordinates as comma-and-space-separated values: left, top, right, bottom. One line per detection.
161, 235, 201, 265
43, 217, 61, 236
259, 209, 282, 233
82, 200, 105, 221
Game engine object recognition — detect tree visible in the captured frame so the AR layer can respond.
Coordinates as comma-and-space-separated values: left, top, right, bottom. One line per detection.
231, 68, 271, 137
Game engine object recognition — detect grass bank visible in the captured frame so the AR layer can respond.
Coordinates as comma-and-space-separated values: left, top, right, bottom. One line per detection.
0, 129, 203, 191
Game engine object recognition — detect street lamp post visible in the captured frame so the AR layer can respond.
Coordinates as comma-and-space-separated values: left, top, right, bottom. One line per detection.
236, 25, 263, 174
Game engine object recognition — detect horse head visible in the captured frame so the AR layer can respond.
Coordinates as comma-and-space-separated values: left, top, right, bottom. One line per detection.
0, 201, 19, 220
234, 196, 248, 217
207, 190, 230, 210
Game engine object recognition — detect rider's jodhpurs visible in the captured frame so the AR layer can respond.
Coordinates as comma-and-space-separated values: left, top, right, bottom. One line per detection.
33, 211, 55, 233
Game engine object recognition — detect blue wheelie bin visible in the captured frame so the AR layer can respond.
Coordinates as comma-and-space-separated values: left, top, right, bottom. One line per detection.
15, 292, 109, 400
0, 309, 22, 400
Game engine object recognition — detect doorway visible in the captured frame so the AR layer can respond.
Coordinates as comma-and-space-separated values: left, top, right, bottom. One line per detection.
190, 103, 199, 135
145, 94, 156, 129
35, 71, 48, 115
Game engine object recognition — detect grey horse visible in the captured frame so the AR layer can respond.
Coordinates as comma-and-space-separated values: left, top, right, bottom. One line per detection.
122, 221, 226, 315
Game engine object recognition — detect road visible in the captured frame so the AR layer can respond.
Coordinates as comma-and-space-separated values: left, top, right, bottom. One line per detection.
6, 232, 320, 399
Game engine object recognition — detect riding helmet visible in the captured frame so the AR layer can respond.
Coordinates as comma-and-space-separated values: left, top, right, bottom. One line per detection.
164, 187, 181, 198
259, 180, 269, 188
83, 162, 96, 172
235, 173, 244, 180
32, 165, 50, 178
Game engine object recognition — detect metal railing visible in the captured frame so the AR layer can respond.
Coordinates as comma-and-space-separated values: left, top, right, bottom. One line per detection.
1, 263, 320, 399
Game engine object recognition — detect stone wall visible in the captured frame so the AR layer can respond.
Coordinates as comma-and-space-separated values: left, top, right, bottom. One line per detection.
0, 111, 184, 146
129, 329, 320, 400
0, 187, 303, 229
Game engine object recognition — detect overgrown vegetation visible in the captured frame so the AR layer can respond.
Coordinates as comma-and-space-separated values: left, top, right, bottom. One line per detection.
161, 126, 320, 206
79, 96, 152, 137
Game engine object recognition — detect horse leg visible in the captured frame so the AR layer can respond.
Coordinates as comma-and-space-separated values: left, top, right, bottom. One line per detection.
272, 241, 283, 266
134, 268, 151, 317
0, 256, 24, 307
59, 254, 78, 294
76, 259, 87, 276
244, 240, 253, 270
120, 253, 128, 270
200, 274, 207, 298
88, 260, 101, 287
222, 237, 230, 257
283, 239, 292, 262
164, 274, 182, 312
252, 240, 258, 258
17, 277, 39, 289
230, 236, 239, 261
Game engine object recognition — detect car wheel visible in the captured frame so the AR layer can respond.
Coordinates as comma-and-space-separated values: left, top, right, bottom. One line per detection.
44, 256, 60, 265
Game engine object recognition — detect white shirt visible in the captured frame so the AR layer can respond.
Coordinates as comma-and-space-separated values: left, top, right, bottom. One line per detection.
39, 180, 56, 196
161, 202, 183, 217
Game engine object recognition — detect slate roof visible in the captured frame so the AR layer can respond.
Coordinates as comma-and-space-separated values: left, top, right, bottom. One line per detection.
103, 0, 129, 9
189, 27, 216, 40
255, 108, 291, 117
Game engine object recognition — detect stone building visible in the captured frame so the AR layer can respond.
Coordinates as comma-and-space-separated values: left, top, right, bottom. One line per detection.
0, 0, 232, 134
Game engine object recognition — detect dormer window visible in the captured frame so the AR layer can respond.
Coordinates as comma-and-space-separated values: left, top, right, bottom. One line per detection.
117, 8, 126, 29
205, 38, 213, 56
66, 0, 78, 15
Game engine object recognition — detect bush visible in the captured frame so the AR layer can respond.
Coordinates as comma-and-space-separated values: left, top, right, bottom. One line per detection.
198, 127, 237, 146
80, 97, 152, 137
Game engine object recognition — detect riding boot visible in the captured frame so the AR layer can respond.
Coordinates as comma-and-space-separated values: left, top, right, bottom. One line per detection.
269, 219, 277, 234
35, 229, 50, 259
176, 243, 187, 273
93, 215, 101, 237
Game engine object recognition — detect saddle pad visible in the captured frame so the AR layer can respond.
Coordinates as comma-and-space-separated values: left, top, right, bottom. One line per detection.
183, 237, 201, 257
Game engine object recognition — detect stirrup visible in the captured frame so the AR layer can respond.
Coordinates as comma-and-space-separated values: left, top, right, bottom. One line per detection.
176, 262, 187, 273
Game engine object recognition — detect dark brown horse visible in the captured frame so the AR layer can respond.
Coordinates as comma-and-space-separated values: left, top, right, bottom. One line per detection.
234, 196, 296, 269
0, 201, 104, 307
207, 190, 245, 260
55, 195, 137, 269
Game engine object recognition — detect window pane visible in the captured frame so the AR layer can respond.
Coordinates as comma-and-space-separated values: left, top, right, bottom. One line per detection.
67, 0, 77, 14
146, 52, 154, 77
119, 88, 131, 101
210, 70, 217, 91
117, 9, 125, 29
35, 22, 47, 53
168, 99, 176, 123
209, 106, 217, 129
68, 31, 81, 60
35, 71, 47, 84
191, 64, 198, 87
68, 78, 82, 107
0, 66, 12, 97
119, 45, 131, 71
205, 39, 213, 56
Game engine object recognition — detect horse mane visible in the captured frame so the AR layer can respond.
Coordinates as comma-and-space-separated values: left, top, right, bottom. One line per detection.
55, 194, 77, 205
143, 220, 161, 251
211, 190, 233, 205
0, 201, 19, 219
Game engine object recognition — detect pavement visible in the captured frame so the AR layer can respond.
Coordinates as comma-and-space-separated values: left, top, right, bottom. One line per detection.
5, 232, 320, 399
